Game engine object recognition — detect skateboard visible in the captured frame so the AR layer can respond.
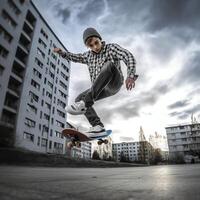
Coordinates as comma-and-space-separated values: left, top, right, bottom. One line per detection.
62, 128, 112, 148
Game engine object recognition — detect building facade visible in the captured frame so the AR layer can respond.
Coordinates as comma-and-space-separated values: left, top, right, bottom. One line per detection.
0, 0, 70, 154
112, 141, 154, 163
70, 142, 92, 159
166, 122, 200, 163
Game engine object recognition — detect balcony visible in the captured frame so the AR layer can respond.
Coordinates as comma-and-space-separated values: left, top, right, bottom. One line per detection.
15, 46, 27, 64
26, 10, 36, 28
19, 33, 30, 53
12, 60, 24, 80
4, 92, 19, 113
7, 88, 19, 98
14, 58, 25, 69
22, 30, 31, 42
8, 76, 21, 96
1, 109, 16, 128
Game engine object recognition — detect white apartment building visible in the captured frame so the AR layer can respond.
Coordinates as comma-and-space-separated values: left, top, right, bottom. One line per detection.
113, 141, 155, 163
113, 142, 138, 162
166, 122, 200, 163
0, 0, 70, 154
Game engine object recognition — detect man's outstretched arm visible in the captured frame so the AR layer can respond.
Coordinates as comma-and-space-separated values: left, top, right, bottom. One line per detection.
53, 48, 87, 64
109, 44, 137, 90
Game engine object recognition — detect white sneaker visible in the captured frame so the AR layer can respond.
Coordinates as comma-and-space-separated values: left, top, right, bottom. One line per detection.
86, 125, 106, 138
65, 100, 87, 115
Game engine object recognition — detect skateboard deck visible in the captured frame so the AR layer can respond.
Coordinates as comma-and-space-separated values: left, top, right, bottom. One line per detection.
62, 128, 112, 148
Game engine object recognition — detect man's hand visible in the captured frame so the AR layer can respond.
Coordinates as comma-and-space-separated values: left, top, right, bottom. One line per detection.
53, 47, 63, 55
125, 77, 135, 91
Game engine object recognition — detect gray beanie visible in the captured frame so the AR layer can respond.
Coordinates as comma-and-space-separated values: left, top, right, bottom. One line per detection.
83, 27, 102, 44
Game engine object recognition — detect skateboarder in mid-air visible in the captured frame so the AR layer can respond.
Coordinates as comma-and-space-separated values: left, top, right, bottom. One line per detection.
54, 27, 137, 137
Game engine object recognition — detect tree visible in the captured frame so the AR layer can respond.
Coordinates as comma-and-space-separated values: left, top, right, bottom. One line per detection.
154, 148, 162, 164
92, 150, 100, 160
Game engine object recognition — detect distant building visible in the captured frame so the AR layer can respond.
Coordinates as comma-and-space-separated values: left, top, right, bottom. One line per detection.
166, 122, 200, 163
0, 0, 70, 154
112, 141, 154, 163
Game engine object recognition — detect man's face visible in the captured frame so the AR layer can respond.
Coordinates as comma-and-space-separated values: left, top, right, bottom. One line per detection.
86, 37, 102, 53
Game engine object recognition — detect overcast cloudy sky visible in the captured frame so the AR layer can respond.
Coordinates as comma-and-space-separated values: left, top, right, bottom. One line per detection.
33, 0, 200, 144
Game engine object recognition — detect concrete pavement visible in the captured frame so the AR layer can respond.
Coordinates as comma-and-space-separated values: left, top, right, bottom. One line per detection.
0, 164, 200, 200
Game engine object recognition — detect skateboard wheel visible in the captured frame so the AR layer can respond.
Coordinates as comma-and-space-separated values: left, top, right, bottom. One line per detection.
97, 140, 103, 145
104, 139, 108, 144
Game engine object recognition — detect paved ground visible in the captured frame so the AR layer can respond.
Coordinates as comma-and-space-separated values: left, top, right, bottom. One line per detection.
0, 164, 200, 200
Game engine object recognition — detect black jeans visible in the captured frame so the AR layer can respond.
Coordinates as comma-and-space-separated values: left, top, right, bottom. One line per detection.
75, 62, 123, 127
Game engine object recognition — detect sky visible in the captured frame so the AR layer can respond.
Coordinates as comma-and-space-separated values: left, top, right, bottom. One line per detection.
33, 0, 200, 147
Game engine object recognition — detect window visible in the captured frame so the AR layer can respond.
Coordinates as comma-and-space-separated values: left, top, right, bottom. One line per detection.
31, 79, 40, 91
45, 102, 51, 110
42, 125, 49, 133
35, 57, 43, 68
58, 90, 67, 99
0, 25, 13, 43
49, 141, 52, 149
50, 129, 53, 136
25, 118, 36, 127
55, 131, 62, 138
44, 113, 50, 121
57, 99, 66, 109
61, 71, 69, 81
7, 0, 21, 15
29, 91, 39, 102
23, 132, 34, 142
37, 48, 45, 59
56, 120, 64, 128
40, 29, 48, 40
50, 62, 56, 70
41, 138, 48, 147
54, 142, 63, 150
59, 81, 67, 91
1, 10, 17, 28
46, 91, 52, 99
61, 63, 69, 73
57, 109, 65, 118
37, 136, 40, 146
33, 68, 42, 79
51, 52, 57, 61
48, 81, 53, 89
38, 38, 47, 49
0, 45, 9, 58
27, 103, 37, 114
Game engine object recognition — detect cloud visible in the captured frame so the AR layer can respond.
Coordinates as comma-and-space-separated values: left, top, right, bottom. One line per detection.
169, 104, 200, 119
76, 0, 106, 24
168, 99, 190, 109
54, 4, 71, 24
120, 136, 134, 142
94, 80, 171, 124
176, 51, 200, 85
147, 0, 200, 34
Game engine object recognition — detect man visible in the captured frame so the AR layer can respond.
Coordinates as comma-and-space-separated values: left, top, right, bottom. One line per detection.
54, 27, 137, 137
